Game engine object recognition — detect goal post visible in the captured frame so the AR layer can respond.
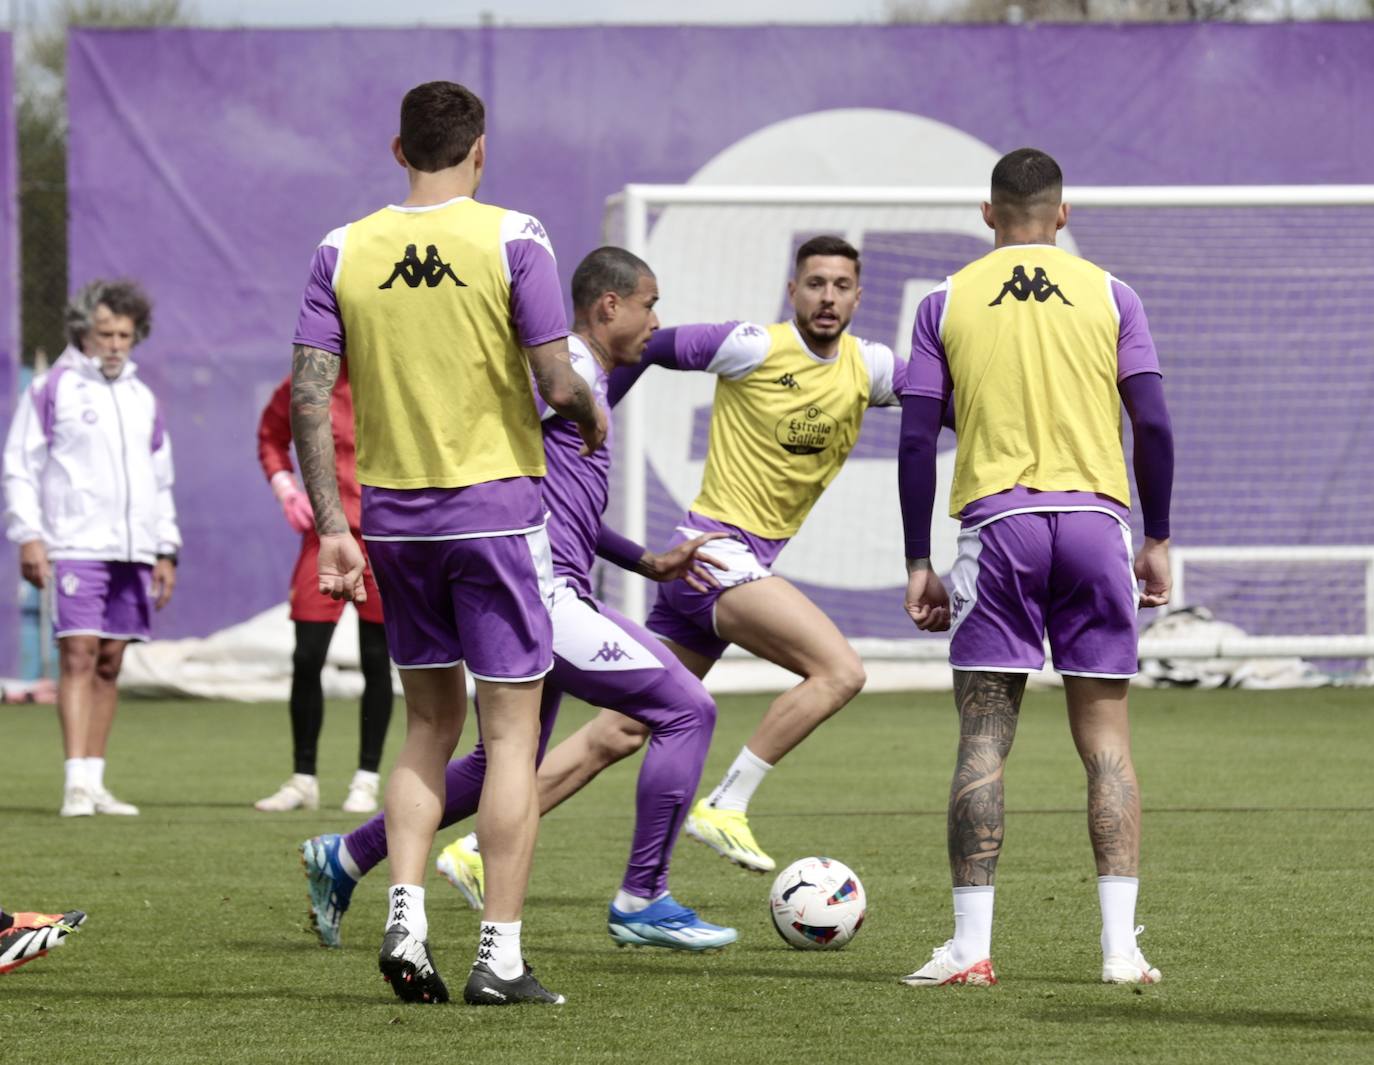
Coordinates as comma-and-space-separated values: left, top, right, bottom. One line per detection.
604, 183, 1374, 666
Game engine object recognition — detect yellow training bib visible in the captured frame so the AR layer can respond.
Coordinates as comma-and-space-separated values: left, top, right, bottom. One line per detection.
942, 245, 1128, 516
692, 322, 873, 539
334, 199, 545, 490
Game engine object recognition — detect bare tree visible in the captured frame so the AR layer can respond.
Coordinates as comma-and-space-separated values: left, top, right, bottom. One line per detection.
18, 1, 191, 365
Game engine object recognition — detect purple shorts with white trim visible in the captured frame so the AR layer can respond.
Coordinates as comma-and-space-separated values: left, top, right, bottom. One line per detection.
946, 510, 1139, 678
53, 560, 153, 641
365, 528, 554, 681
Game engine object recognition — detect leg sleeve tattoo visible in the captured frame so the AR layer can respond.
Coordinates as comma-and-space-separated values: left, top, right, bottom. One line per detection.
1084, 750, 1140, 878
947, 670, 1026, 887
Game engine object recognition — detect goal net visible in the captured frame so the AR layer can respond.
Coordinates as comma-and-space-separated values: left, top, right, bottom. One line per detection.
600, 185, 1374, 672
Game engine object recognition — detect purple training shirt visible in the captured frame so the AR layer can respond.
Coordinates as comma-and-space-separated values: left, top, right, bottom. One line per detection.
538, 336, 613, 595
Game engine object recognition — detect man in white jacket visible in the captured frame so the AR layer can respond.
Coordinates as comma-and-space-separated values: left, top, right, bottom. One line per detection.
3, 279, 180, 817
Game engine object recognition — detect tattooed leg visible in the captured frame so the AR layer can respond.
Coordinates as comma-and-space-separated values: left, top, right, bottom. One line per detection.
1064, 677, 1139, 878
947, 670, 1026, 887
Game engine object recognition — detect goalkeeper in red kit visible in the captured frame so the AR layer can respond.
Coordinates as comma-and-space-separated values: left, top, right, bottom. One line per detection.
254, 366, 393, 814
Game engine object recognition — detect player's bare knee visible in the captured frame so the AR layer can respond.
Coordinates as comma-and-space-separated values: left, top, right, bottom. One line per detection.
588, 715, 647, 766
822, 656, 867, 706
94, 653, 124, 684
59, 640, 98, 677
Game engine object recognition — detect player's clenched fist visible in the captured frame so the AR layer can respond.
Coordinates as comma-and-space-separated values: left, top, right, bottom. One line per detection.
317, 532, 367, 602
904, 560, 950, 632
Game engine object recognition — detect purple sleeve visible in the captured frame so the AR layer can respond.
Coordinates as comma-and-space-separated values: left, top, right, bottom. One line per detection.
606, 321, 753, 407
1111, 279, 1162, 381
673, 321, 741, 370
507, 238, 568, 347
1119, 372, 1173, 540
897, 394, 945, 560
606, 328, 675, 408
292, 245, 344, 355
595, 524, 646, 571
899, 288, 952, 401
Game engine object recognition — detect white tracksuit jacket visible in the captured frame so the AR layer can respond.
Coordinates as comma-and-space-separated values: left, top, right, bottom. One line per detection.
3, 346, 180, 565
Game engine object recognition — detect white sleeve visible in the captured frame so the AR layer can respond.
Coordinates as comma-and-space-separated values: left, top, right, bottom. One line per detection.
153, 431, 181, 554
3, 382, 49, 545
859, 339, 903, 408
703, 322, 771, 380
499, 210, 557, 281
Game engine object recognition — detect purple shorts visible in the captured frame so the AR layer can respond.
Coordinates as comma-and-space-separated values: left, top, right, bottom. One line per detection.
645, 519, 781, 661
53, 560, 153, 641
947, 510, 1139, 678
364, 528, 554, 681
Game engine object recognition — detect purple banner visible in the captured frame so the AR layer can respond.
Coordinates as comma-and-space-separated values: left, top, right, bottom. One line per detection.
62, 24, 1374, 643
0, 34, 18, 674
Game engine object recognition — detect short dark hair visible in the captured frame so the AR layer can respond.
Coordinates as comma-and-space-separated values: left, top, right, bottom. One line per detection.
398, 81, 485, 173
571, 246, 653, 310
795, 235, 860, 278
990, 148, 1063, 205
65, 279, 153, 348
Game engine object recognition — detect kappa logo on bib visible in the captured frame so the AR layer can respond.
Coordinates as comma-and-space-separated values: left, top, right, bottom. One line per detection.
378, 243, 466, 290
989, 265, 1072, 307
775, 405, 837, 455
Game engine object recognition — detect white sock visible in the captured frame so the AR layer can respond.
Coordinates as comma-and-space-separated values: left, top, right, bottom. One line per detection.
1098, 875, 1140, 957
462, 831, 479, 854
478, 920, 523, 980
950, 886, 995, 967
707, 746, 773, 812
85, 757, 106, 793
350, 769, 379, 789
64, 758, 87, 791
386, 884, 427, 941
612, 889, 668, 915
336, 838, 363, 881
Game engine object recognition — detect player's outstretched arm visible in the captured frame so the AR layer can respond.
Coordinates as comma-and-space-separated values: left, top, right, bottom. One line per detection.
595, 525, 728, 593
527, 338, 606, 454
290, 344, 364, 601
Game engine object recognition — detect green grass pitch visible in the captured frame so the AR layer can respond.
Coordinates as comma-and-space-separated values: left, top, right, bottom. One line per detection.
3, 687, 1372, 1064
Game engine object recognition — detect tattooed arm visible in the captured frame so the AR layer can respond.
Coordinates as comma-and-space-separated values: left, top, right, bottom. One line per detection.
947, 670, 1026, 887
290, 344, 365, 601
526, 339, 607, 455
289, 345, 347, 534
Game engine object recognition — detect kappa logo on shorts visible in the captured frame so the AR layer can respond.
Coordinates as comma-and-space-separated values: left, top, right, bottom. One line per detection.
951, 591, 968, 618
591, 642, 632, 663
60, 572, 80, 597
378, 244, 466, 289
988, 265, 1072, 307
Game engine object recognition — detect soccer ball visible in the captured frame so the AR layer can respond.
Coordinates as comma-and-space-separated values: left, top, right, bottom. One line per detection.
769, 856, 867, 950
